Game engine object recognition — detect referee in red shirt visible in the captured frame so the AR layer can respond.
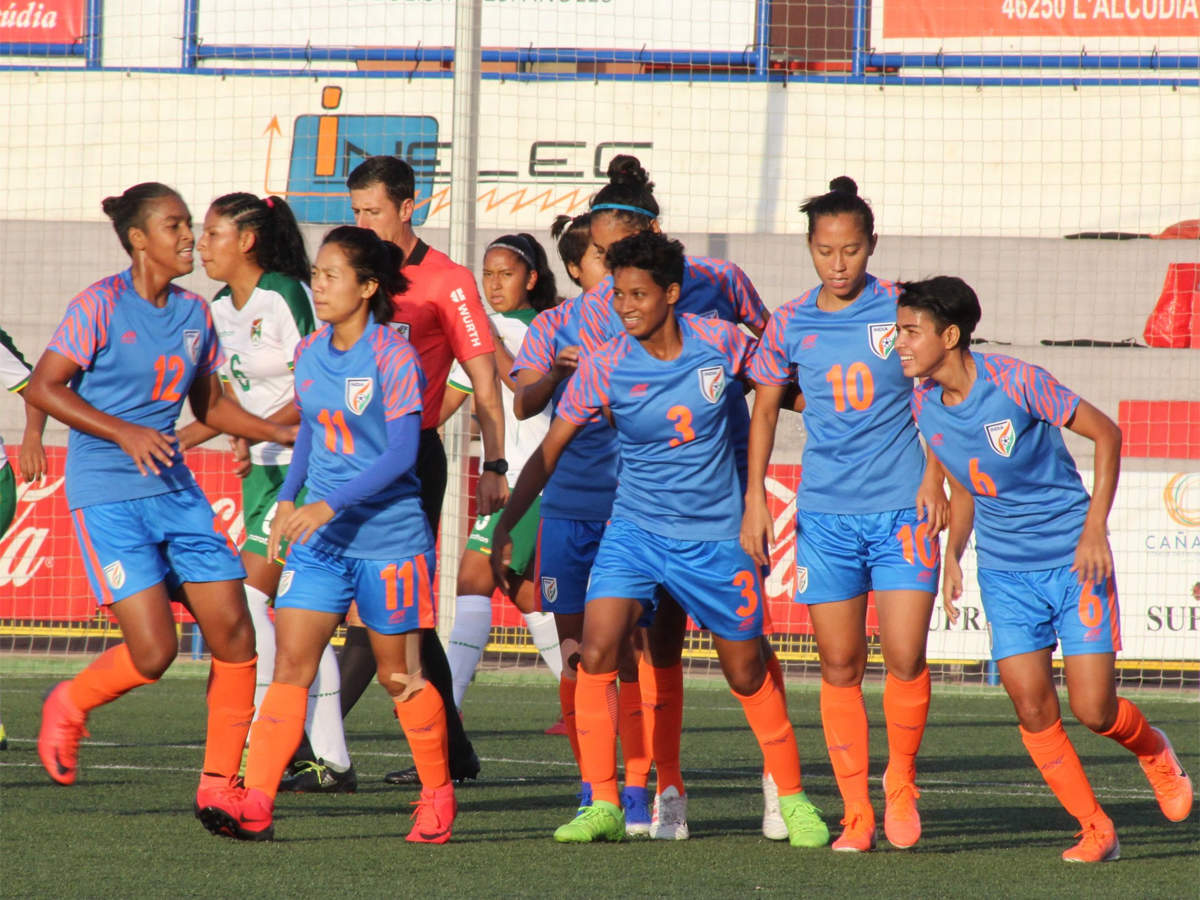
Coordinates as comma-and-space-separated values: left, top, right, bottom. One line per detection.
339, 156, 509, 784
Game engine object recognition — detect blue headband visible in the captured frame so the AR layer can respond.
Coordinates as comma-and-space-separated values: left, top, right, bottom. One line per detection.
590, 202, 657, 220
487, 239, 536, 269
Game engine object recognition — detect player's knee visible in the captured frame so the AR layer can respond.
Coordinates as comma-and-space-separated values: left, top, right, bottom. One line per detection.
579, 643, 618, 674
133, 642, 177, 680
1010, 697, 1058, 732
819, 657, 865, 687
726, 666, 766, 698
1071, 696, 1117, 733
885, 655, 927, 682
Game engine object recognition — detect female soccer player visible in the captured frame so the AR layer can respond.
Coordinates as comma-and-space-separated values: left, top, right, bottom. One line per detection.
176, 193, 355, 793
896, 275, 1192, 863
573, 156, 789, 841
198, 226, 454, 843
443, 233, 562, 708
742, 177, 948, 852
492, 230, 828, 848
511, 212, 652, 830
26, 183, 294, 817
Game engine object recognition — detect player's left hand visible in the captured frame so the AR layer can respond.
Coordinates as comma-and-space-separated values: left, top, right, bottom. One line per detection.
18, 432, 46, 482
915, 480, 949, 537
942, 556, 964, 625
273, 423, 299, 446
277, 500, 335, 550
1071, 523, 1114, 585
477, 470, 509, 516
490, 524, 513, 587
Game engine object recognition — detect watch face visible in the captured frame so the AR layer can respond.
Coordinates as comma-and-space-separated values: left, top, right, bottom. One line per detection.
485, 459, 509, 475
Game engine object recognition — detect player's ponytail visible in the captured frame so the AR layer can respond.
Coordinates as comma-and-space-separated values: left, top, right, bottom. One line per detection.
800, 176, 875, 240
486, 233, 558, 313
321, 225, 409, 324
589, 154, 660, 230
101, 182, 184, 256
209, 192, 311, 284
550, 212, 591, 287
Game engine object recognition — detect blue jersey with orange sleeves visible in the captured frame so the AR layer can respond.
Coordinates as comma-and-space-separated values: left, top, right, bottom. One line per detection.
557, 314, 754, 541
512, 293, 618, 522
46, 269, 223, 510
911, 352, 1090, 571
747, 275, 925, 515
291, 320, 432, 559
574, 255, 767, 472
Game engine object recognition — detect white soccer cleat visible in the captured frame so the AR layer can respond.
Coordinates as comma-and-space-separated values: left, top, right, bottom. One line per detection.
650, 785, 689, 840
761, 773, 788, 840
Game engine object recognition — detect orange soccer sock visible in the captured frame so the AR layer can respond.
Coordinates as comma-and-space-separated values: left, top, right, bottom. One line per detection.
1097, 697, 1164, 758
882, 667, 930, 782
575, 668, 620, 805
820, 680, 871, 808
735, 675, 803, 796
395, 683, 450, 789
559, 675, 582, 769
763, 651, 787, 776
1020, 719, 1104, 826
638, 658, 684, 795
618, 678, 650, 790
67, 644, 156, 713
244, 681, 307, 800
201, 656, 258, 778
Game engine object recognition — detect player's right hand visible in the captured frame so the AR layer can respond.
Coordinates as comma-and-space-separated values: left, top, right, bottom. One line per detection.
230, 437, 251, 478
490, 524, 513, 587
551, 345, 581, 381
739, 495, 775, 568
117, 424, 177, 476
267, 500, 295, 562
942, 556, 964, 625
18, 433, 47, 482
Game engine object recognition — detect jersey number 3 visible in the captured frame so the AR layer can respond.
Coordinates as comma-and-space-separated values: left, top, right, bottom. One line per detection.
667, 405, 695, 447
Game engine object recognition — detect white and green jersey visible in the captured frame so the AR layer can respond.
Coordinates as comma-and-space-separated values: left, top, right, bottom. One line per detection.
212, 272, 315, 466
448, 307, 551, 486
0, 327, 32, 472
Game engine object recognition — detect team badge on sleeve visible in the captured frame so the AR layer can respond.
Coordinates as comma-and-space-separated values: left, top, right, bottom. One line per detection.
182, 329, 202, 364
541, 576, 558, 605
698, 366, 726, 404
345, 377, 374, 415
103, 560, 126, 590
984, 419, 1016, 457
389, 321, 411, 340
867, 322, 897, 360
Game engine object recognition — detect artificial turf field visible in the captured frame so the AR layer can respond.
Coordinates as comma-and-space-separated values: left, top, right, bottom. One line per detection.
2, 665, 1197, 899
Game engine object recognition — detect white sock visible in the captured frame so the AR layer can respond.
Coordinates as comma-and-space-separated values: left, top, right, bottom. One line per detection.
447, 594, 493, 709
306, 641, 351, 771
523, 611, 562, 680
245, 585, 275, 718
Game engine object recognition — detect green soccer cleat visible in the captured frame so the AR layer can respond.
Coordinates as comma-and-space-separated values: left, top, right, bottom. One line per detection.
553, 800, 626, 843
779, 791, 831, 848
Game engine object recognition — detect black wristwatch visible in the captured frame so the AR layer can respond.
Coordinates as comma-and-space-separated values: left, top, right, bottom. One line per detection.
482, 458, 509, 476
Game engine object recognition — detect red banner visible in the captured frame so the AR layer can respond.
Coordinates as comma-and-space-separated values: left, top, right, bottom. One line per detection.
0, 0, 87, 45
883, 0, 1199, 39
1, 448, 825, 633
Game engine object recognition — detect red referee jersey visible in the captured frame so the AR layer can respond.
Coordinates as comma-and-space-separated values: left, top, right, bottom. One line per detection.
391, 240, 494, 429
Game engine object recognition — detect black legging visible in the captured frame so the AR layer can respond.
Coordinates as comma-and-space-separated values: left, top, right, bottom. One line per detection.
336, 428, 473, 764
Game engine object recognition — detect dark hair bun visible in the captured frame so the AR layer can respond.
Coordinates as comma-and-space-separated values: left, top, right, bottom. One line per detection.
607, 155, 653, 192
829, 176, 858, 196
100, 195, 125, 221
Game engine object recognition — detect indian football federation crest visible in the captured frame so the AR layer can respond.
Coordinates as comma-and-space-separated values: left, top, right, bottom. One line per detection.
795, 565, 809, 595
389, 321, 411, 340
697, 366, 725, 404
867, 322, 897, 360
182, 329, 202, 364
345, 377, 374, 415
278, 570, 295, 596
103, 560, 126, 590
984, 419, 1016, 457
249, 317, 264, 347
541, 576, 558, 605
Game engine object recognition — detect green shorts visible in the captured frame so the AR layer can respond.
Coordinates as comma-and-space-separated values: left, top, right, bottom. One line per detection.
241, 463, 305, 560
466, 495, 540, 577
0, 463, 14, 535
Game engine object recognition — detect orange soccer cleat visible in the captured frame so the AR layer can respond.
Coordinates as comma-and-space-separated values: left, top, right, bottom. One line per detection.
38, 682, 89, 786
882, 766, 922, 849
1138, 727, 1194, 823
407, 782, 457, 844
1062, 817, 1119, 863
831, 801, 876, 852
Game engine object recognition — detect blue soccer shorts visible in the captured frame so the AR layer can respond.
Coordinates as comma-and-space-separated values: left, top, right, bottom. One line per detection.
978, 565, 1122, 661
793, 508, 940, 605
535, 516, 606, 615
586, 517, 764, 641
71, 486, 245, 605
277, 541, 437, 635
